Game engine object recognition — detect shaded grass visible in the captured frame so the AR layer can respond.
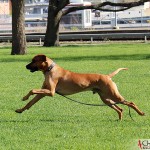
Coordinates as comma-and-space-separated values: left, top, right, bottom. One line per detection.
0, 43, 150, 150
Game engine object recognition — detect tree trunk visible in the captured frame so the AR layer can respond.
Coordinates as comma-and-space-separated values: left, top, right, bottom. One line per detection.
11, 0, 27, 55
43, 6, 62, 47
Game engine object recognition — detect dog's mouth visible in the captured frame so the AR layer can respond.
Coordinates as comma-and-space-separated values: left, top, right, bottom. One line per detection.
30, 68, 38, 72
26, 64, 38, 73
28, 67, 38, 72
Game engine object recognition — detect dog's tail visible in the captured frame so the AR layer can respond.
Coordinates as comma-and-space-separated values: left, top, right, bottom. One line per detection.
108, 68, 128, 78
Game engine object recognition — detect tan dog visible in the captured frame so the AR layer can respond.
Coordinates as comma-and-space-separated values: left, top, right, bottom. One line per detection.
15, 54, 145, 120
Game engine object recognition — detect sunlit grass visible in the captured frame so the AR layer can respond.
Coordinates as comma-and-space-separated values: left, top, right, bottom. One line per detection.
0, 43, 150, 150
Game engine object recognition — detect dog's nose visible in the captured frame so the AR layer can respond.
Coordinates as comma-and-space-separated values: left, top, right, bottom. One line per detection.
26, 64, 30, 69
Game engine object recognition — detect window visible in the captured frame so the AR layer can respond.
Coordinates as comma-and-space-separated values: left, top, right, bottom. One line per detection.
85, 10, 91, 23
61, 14, 82, 25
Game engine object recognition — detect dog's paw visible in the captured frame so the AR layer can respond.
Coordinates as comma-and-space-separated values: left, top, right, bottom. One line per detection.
22, 96, 29, 101
15, 109, 23, 113
141, 112, 145, 116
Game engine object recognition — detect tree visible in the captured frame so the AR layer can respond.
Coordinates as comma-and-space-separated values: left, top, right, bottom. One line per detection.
11, 0, 27, 55
44, 0, 150, 47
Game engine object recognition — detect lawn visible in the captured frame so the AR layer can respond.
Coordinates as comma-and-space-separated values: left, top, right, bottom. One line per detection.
0, 43, 150, 150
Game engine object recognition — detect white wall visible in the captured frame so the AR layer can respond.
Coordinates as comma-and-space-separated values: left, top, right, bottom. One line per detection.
70, 0, 83, 3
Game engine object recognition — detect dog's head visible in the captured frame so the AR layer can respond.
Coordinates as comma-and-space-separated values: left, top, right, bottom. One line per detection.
26, 54, 49, 73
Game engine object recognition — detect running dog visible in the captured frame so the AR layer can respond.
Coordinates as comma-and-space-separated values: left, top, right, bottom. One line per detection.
15, 54, 145, 120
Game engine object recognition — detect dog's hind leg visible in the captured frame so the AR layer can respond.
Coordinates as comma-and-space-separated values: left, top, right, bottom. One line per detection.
111, 104, 123, 120
98, 94, 123, 120
119, 100, 145, 116
106, 83, 145, 116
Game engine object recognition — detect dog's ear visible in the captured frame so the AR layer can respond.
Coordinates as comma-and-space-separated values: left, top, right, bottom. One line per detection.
39, 55, 46, 61
33, 54, 47, 62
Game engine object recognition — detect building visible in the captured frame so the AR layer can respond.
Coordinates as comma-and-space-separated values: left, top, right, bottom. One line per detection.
25, 0, 92, 28
92, 0, 150, 28
0, 0, 150, 29
0, 0, 11, 15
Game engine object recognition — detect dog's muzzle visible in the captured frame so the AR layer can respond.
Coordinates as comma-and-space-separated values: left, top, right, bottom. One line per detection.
26, 64, 38, 73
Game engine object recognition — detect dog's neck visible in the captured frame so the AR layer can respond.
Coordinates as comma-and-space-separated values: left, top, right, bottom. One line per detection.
46, 62, 56, 72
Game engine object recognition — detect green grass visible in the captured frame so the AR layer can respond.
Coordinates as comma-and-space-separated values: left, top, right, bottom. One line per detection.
0, 43, 150, 150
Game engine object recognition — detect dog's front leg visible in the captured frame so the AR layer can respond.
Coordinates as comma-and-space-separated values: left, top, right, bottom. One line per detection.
15, 94, 45, 113
16, 80, 57, 113
22, 90, 34, 101
16, 88, 56, 113
22, 89, 55, 101
23, 88, 55, 98
16, 89, 55, 113
22, 82, 46, 101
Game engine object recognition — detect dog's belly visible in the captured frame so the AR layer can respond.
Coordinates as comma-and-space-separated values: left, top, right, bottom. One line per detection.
56, 84, 88, 95
55, 73, 102, 95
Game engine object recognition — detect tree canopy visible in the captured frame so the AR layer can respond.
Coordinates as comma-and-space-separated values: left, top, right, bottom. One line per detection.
11, 0, 150, 54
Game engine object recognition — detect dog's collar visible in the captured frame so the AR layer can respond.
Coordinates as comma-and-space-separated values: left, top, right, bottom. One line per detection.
47, 62, 56, 72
